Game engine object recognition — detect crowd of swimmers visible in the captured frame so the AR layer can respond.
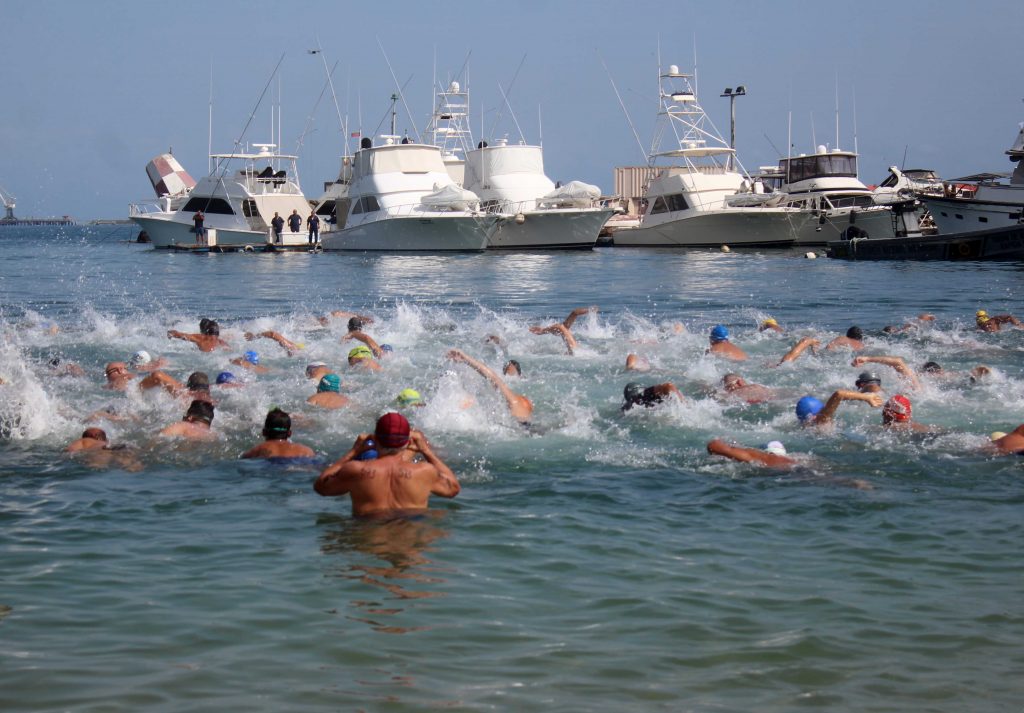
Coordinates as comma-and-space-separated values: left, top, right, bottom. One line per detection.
12, 304, 1021, 516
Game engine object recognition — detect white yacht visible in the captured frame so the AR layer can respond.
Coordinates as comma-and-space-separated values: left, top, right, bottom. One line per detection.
764, 147, 927, 245
320, 135, 497, 252
425, 80, 611, 249
610, 65, 805, 248
130, 144, 316, 249
464, 139, 612, 249
921, 122, 1024, 235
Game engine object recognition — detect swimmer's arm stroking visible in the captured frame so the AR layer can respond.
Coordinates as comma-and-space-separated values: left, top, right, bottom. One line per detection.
344, 331, 382, 358
817, 389, 883, 425
778, 337, 819, 365
409, 430, 460, 498
852, 355, 920, 389
562, 306, 598, 330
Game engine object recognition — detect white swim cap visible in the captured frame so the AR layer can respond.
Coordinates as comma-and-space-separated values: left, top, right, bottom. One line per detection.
763, 440, 787, 456
130, 350, 151, 367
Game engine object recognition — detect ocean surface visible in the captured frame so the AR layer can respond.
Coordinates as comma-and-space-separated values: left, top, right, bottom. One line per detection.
1, 225, 1022, 712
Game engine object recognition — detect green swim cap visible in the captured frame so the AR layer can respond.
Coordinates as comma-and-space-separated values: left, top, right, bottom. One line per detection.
348, 346, 373, 360
396, 388, 423, 406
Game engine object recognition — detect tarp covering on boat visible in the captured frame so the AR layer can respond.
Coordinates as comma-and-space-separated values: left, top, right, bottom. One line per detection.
420, 183, 480, 211
539, 181, 600, 208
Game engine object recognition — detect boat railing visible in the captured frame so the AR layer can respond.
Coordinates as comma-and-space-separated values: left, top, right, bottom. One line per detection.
352, 201, 482, 224
129, 197, 179, 217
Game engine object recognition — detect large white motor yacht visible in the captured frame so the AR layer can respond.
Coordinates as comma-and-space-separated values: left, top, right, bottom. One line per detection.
610, 65, 805, 248
763, 147, 927, 245
921, 122, 1024, 235
130, 144, 316, 249
320, 136, 496, 252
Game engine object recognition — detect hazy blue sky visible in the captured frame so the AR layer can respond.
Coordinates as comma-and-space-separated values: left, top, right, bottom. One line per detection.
3, 0, 1022, 219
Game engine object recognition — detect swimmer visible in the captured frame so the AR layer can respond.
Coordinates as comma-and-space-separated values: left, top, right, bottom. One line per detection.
719, 373, 776, 404
347, 345, 382, 372
231, 351, 270, 374
882, 313, 936, 335
306, 373, 349, 409
159, 400, 216, 440
244, 330, 303, 355
314, 412, 460, 516
795, 389, 883, 428
396, 388, 425, 408
503, 360, 522, 377
447, 349, 533, 423
47, 356, 86, 377
919, 361, 992, 384
975, 309, 1022, 332
851, 355, 921, 390
707, 325, 747, 361
990, 425, 1024, 454
853, 370, 885, 394
528, 306, 597, 355
167, 318, 229, 352
128, 350, 168, 373
777, 336, 820, 365
64, 427, 110, 453
103, 361, 136, 391
825, 326, 865, 352
621, 382, 684, 411
759, 317, 784, 333
305, 362, 331, 381
625, 353, 651, 372
706, 438, 796, 469
881, 394, 937, 433
241, 408, 316, 459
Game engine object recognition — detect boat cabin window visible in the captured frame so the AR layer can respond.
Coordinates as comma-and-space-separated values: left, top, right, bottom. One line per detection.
183, 197, 234, 215
650, 194, 689, 214
351, 196, 380, 215
783, 154, 857, 183
828, 195, 875, 210
315, 200, 335, 217
241, 199, 259, 218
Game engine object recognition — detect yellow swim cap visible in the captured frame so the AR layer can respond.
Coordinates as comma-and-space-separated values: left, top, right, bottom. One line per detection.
990, 431, 1007, 441
348, 346, 372, 360
976, 310, 988, 318
396, 388, 423, 406
763, 317, 778, 327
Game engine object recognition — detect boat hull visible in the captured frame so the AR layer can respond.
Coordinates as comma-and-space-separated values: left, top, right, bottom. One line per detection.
487, 208, 611, 250
826, 223, 1024, 261
132, 215, 314, 248
791, 208, 898, 246
609, 210, 804, 248
321, 214, 494, 252
921, 195, 1023, 235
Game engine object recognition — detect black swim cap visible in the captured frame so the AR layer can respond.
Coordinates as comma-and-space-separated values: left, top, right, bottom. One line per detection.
263, 408, 291, 439
922, 361, 942, 373
623, 382, 645, 404
347, 317, 364, 332
203, 320, 220, 336
187, 371, 210, 391
846, 326, 863, 340
186, 399, 215, 424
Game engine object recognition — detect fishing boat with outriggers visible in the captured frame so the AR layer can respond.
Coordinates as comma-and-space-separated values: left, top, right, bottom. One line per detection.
608, 63, 806, 248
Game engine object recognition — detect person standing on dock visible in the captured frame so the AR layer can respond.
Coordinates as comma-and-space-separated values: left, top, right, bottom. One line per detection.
192, 210, 206, 244
288, 209, 302, 235
271, 212, 284, 243
307, 211, 320, 246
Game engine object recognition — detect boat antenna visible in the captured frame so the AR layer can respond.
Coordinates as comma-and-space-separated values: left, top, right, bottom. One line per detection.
810, 112, 817, 151
834, 72, 840, 151
487, 53, 527, 142
598, 51, 646, 163
497, 82, 526, 144
538, 104, 543, 147
852, 84, 859, 162
311, 38, 346, 139
295, 59, 339, 152
763, 132, 784, 159
376, 37, 421, 142
901, 144, 909, 170
207, 60, 214, 173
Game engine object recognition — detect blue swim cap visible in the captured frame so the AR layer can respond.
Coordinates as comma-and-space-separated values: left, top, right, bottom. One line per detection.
710, 325, 730, 343
380, 344, 394, 353
244, 350, 259, 365
355, 438, 378, 460
795, 395, 824, 422
216, 371, 236, 384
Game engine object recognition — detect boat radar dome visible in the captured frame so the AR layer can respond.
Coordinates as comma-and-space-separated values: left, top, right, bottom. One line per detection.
668, 64, 679, 75
449, 81, 460, 93
817, 145, 827, 154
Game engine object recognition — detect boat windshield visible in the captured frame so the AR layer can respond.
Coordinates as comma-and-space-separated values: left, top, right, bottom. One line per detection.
783, 154, 857, 183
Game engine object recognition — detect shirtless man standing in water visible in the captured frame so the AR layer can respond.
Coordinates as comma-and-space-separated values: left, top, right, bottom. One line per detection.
314, 412, 460, 516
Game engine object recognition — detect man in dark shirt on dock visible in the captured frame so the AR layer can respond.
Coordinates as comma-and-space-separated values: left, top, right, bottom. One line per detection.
192, 210, 206, 243
271, 212, 284, 243
288, 209, 302, 234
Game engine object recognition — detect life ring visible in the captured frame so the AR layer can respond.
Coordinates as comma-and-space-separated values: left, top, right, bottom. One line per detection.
243, 245, 255, 252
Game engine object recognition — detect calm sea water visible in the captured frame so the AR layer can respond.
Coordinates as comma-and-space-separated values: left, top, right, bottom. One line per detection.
1, 226, 1022, 711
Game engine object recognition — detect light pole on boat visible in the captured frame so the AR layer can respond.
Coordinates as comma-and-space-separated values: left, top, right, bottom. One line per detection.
720, 86, 746, 170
